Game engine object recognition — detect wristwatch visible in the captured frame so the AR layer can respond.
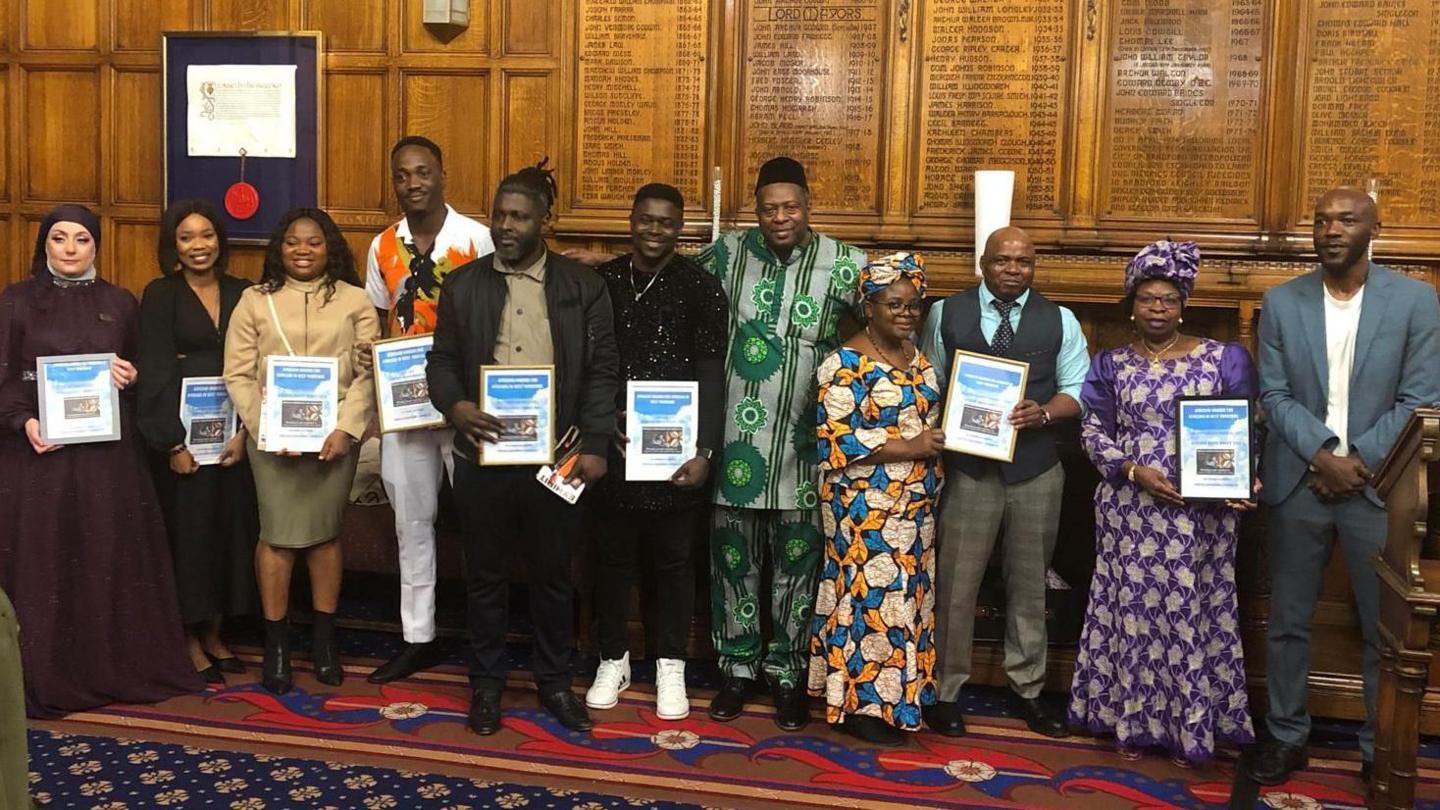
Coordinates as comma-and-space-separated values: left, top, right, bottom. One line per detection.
695, 447, 714, 461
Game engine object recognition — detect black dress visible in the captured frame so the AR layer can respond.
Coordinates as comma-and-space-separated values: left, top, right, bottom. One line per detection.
0, 274, 201, 717
137, 272, 259, 626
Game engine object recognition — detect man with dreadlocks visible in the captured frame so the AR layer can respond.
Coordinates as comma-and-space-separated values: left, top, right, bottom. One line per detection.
428, 160, 619, 735
364, 136, 493, 685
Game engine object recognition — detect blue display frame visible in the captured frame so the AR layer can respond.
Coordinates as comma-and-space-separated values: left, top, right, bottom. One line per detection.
162, 31, 323, 244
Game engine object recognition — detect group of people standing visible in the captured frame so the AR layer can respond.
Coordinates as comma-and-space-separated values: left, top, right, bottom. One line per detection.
0, 138, 1433, 794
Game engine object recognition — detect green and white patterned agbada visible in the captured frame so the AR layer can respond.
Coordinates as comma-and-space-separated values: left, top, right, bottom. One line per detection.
698, 228, 866, 511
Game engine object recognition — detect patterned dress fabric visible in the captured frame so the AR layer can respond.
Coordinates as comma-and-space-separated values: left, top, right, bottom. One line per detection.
808, 346, 943, 730
1068, 338, 1257, 763
697, 228, 866, 511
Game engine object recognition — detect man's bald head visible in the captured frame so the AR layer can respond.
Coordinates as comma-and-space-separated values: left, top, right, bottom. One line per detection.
1313, 186, 1380, 275
980, 226, 1037, 302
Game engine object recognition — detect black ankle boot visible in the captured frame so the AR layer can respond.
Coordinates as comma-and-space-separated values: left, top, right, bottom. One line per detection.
262, 618, 293, 694
311, 610, 344, 686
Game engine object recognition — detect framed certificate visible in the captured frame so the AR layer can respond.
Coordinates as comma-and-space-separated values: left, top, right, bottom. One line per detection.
180, 376, 236, 464
1176, 396, 1254, 501
625, 381, 699, 481
373, 335, 445, 433
940, 350, 1029, 462
259, 355, 338, 453
479, 365, 555, 466
36, 353, 121, 445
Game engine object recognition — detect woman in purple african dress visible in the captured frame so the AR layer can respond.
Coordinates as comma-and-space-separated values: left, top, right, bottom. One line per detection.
1067, 240, 1258, 767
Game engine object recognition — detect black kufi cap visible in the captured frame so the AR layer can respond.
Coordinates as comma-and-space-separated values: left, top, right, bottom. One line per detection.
754, 156, 808, 193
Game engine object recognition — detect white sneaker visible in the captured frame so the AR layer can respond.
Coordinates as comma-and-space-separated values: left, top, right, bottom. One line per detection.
585, 652, 630, 709
655, 658, 690, 720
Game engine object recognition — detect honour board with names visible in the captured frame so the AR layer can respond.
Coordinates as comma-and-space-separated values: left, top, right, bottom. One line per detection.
739, 0, 886, 213
575, 0, 710, 209
1099, 0, 1265, 226
914, 0, 1069, 220
1298, 0, 1440, 235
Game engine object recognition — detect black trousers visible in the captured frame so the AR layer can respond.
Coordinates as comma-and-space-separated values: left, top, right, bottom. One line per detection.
453, 463, 579, 694
594, 505, 697, 661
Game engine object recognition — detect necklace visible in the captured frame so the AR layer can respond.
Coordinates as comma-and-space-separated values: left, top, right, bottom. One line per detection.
628, 258, 664, 301
865, 327, 910, 370
1140, 333, 1181, 368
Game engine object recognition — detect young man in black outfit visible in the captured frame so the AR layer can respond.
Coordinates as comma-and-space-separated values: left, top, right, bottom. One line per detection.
427, 161, 618, 735
583, 184, 728, 721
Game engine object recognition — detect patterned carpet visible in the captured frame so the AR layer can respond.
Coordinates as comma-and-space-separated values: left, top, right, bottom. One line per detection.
25, 630, 1440, 809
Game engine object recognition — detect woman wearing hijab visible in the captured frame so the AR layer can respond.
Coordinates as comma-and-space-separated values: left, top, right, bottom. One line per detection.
808, 252, 945, 746
0, 204, 200, 717
1067, 241, 1257, 766
224, 207, 378, 694
138, 199, 259, 685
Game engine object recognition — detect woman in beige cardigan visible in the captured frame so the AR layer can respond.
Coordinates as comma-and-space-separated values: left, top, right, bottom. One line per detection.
224, 208, 378, 694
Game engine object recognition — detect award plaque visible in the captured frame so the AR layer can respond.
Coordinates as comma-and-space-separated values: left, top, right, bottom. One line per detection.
36, 353, 121, 445
940, 350, 1030, 462
625, 380, 699, 481
372, 335, 446, 434
478, 365, 555, 466
259, 355, 339, 454
1176, 396, 1254, 501
180, 376, 236, 464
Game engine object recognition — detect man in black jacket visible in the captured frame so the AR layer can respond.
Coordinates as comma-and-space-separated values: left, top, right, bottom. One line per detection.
428, 161, 619, 735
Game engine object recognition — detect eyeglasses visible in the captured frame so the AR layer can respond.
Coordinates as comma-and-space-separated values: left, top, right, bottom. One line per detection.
1135, 293, 1183, 309
875, 301, 923, 315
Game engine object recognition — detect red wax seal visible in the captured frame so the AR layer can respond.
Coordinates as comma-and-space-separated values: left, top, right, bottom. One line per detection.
225, 182, 260, 220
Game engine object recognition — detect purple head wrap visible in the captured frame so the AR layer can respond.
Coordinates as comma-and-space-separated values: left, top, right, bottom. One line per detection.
1124, 240, 1199, 300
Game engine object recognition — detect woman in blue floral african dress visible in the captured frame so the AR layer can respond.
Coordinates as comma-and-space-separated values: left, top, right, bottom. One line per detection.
808, 253, 944, 747
1068, 241, 1257, 766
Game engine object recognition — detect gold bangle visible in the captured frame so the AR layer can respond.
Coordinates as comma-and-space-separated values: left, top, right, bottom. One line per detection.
1126, 463, 1137, 483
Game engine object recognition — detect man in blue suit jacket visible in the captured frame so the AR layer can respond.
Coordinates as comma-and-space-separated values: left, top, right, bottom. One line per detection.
1252, 187, 1440, 785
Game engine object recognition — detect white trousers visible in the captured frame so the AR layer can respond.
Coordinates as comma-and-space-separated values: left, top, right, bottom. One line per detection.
379, 428, 456, 643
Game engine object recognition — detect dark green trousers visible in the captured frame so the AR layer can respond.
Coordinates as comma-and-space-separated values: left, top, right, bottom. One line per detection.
0, 588, 35, 809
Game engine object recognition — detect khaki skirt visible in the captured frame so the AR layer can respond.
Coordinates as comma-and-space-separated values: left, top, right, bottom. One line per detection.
247, 437, 359, 548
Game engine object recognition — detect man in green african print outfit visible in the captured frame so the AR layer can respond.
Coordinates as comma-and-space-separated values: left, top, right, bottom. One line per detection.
699, 157, 866, 732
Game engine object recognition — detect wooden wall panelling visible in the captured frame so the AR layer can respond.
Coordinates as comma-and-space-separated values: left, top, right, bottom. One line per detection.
908, 0, 1074, 245
302, 0, 389, 54
1285, 0, 1440, 259
325, 70, 389, 214
0, 68, 8, 205
733, 0, 889, 225
499, 70, 555, 208
1091, 0, 1269, 252
402, 70, 492, 216
401, 0, 488, 54
206, 0, 294, 31
1064, 0, 1105, 235
503, 0, 553, 55
110, 219, 161, 294
23, 67, 103, 204
113, 0, 198, 53
111, 67, 163, 206
22, 0, 100, 52
568, 0, 711, 231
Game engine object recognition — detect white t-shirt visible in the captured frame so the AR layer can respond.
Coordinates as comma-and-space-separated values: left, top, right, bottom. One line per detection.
1323, 283, 1364, 456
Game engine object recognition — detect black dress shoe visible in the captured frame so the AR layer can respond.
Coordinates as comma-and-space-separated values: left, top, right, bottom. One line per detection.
772, 685, 810, 732
1249, 740, 1308, 786
1012, 694, 1069, 738
540, 690, 594, 733
261, 618, 292, 695
922, 701, 967, 737
197, 665, 225, 685
837, 716, 905, 747
467, 688, 503, 736
1360, 759, 1373, 784
367, 642, 441, 684
205, 652, 245, 674
310, 610, 344, 687
709, 676, 759, 722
